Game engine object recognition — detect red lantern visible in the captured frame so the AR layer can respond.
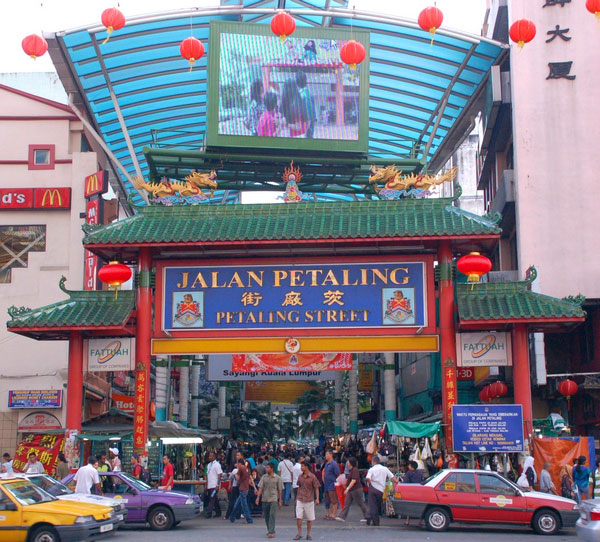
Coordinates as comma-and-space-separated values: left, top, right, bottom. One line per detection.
98, 261, 132, 299
457, 252, 493, 283
509, 19, 536, 50
587, 0, 600, 19
340, 40, 366, 71
101, 8, 126, 44
22, 34, 48, 60
418, 6, 444, 44
179, 37, 205, 71
558, 379, 578, 400
479, 386, 491, 403
489, 381, 508, 400
270, 11, 296, 42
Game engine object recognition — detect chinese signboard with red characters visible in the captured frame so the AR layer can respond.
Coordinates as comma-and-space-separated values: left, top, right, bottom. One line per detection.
231, 353, 352, 373
442, 359, 458, 451
13, 434, 65, 474
133, 366, 148, 453
0, 188, 71, 210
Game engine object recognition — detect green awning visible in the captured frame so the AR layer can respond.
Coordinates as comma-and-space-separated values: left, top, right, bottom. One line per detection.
386, 420, 441, 438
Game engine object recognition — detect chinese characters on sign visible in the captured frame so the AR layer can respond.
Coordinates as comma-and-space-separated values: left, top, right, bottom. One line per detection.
443, 360, 458, 451
543, 0, 575, 80
13, 434, 64, 473
133, 368, 147, 452
163, 262, 428, 331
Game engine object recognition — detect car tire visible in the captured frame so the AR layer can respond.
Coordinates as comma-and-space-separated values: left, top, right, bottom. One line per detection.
30, 526, 59, 542
425, 507, 450, 532
532, 509, 560, 535
148, 505, 174, 531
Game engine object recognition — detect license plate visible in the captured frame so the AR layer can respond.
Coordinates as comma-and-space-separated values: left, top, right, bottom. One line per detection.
116, 514, 124, 521
100, 523, 113, 533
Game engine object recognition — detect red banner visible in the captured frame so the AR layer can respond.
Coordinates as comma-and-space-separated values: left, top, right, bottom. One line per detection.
13, 434, 64, 474
232, 353, 352, 373
133, 369, 148, 453
33, 188, 71, 209
0, 189, 34, 209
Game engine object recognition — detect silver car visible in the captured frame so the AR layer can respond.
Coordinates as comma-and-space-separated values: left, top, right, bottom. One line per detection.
576, 499, 600, 541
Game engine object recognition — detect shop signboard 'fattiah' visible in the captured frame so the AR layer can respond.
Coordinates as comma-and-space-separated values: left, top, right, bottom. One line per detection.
456, 332, 512, 367
86, 338, 135, 371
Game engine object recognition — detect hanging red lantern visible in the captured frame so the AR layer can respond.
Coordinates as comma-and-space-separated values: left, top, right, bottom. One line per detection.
479, 386, 491, 403
489, 381, 508, 400
270, 11, 296, 42
101, 8, 126, 44
98, 261, 132, 299
418, 6, 444, 44
558, 379, 578, 402
509, 19, 537, 50
340, 40, 366, 71
179, 37, 205, 71
586, 0, 600, 19
22, 34, 48, 60
457, 252, 493, 283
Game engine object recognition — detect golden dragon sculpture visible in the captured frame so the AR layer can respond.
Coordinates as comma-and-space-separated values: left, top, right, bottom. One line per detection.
369, 165, 457, 195
133, 170, 218, 200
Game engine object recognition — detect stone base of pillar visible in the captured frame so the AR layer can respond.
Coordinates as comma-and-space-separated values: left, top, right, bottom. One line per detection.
349, 421, 358, 433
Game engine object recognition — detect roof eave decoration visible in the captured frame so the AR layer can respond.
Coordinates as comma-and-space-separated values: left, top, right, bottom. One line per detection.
457, 266, 587, 326
7, 276, 136, 338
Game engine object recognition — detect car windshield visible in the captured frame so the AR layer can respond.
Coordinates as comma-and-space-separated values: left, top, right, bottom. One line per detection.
118, 473, 151, 491
422, 470, 446, 486
3, 481, 56, 505
29, 475, 71, 496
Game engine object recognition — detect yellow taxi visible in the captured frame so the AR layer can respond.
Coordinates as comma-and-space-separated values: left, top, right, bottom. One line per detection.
0, 476, 116, 542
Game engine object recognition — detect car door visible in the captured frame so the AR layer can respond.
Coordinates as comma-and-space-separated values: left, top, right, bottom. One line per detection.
477, 473, 530, 524
100, 475, 142, 521
435, 472, 480, 522
0, 488, 25, 542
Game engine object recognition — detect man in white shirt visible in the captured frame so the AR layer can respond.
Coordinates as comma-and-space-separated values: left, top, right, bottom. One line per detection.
205, 452, 223, 518
74, 456, 103, 495
1, 453, 13, 474
109, 448, 121, 472
25, 452, 45, 474
365, 456, 397, 526
292, 456, 303, 498
278, 453, 294, 506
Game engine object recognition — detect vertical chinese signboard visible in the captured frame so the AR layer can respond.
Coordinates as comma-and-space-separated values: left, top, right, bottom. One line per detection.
133, 363, 148, 452
542, 0, 576, 81
83, 171, 108, 290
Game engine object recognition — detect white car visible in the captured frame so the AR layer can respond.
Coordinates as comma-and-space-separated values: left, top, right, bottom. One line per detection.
23, 473, 128, 527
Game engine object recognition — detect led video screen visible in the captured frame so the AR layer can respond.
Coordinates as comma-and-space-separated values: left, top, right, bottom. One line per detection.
207, 22, 370, 153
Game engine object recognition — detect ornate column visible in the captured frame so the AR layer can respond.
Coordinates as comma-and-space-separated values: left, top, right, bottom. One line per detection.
179, 363, 189, 427
348, 355, 358, 434
334, 372, 342, 435
512, 323, 533, 447
66, 331, 83, 432
383, 352, 396, 421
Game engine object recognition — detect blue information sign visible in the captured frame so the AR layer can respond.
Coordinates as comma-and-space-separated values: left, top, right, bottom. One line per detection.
162, 261, 427, 331
8, 390, 62, 409
452, 404, 524, 453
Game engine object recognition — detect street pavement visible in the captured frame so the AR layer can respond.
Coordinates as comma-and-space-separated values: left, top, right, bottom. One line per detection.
110, 502, 578, 541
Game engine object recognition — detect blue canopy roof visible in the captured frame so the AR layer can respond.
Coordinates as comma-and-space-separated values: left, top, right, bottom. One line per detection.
47, 0, 506, 206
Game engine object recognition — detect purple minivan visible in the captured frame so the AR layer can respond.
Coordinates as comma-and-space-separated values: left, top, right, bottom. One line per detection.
63, 471, 200, 530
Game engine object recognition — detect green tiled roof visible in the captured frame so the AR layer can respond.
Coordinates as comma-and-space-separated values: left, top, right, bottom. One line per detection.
83, 198, 501, 246
7, 278, 135, 330
457, 280, 586, 322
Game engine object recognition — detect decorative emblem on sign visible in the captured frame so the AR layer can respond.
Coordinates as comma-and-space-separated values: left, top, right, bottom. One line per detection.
175, 293, 203, 326
133, 170, 217, 205
369, 165, 457, 200
383, 288, 414, 324
283, 161, 304, 203
285, 337, 300, 353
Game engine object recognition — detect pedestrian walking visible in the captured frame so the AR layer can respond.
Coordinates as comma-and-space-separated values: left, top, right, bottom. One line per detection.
292, 456, 302, 503
230, 459, 254, 524
109, 447, 121, 472
55, 453, 70, 480
593, 460, 600, 499
1, 453, 13, 474
517, 456, 536, 490
294, 460, 320, 541
25, 452, 45, 474
278, 452, 294, 506
540, 462, 556, 494
205, 451, 223, 518
323, 450, 339, 520
74, 456, 103, 495
159, 455, 174, 491
224, 465, 240, 520
256, 462, 283, 538
560, 464, 576, 500
97, 454, 109, 473
365, 455, 397, 526
574, 455, 591, 501
131, 453, 143, 479
335, 457, 367, 522
255, 456, 267, 478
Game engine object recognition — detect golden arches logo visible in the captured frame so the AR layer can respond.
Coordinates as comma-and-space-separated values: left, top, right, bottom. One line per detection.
86, 175, 100, 195
41, 189, 62, 207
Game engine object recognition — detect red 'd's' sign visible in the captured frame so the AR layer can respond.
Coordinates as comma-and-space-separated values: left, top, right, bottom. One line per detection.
34, 187, 71, 209
0, 189, 34, 209
84, 170, 108, 198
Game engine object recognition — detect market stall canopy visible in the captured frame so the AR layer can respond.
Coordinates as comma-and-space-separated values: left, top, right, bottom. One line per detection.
46, 0, 507, 206
386, 420, 441, 439
150, 421, 223, 448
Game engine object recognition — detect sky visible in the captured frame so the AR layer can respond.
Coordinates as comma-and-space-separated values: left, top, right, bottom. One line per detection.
1, 0, 487, 72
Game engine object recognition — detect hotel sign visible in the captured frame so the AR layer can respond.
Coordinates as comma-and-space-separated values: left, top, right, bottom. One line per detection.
456, 332, 512, 367
0, 188, 71, 210
162, 262, 427, 331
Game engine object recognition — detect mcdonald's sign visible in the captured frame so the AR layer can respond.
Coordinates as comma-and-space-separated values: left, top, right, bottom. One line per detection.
33, 188, 71, 209
84, 170, 108, 198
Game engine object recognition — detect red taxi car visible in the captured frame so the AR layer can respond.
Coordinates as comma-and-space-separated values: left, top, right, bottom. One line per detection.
392, 469, 579, 535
